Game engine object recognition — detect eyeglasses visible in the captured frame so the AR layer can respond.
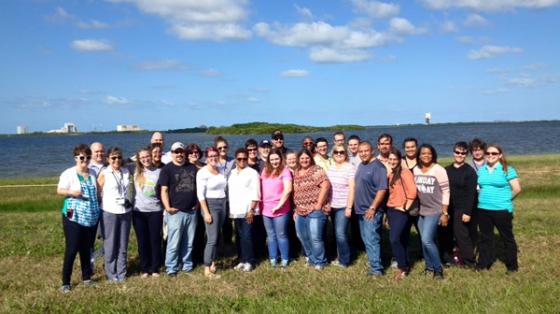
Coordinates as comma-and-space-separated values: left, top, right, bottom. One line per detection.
333, 150, 346, 155
236, 157, 248, 161
207, 154, 219, 158
303, 142, 313, 146
486, 152, 500, 156
247, 148, 257, 152
218, 146, 228, 151
173, 150, 185, 154
75, 155, 92, 161
454, 151, 467, 156
110, 156, 122, 161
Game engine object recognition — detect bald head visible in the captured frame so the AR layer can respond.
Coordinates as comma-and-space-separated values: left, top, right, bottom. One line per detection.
151, 132, 164, 146
90, 142, 105, 164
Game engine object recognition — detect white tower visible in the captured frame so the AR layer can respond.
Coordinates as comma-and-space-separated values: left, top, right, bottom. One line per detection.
425, 112, 431, 125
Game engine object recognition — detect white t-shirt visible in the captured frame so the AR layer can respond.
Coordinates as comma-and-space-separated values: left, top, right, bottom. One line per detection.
228, 166, 261, 218
196, 166, 227, 200
58, 167, 97, 193
101, 167, 132, 214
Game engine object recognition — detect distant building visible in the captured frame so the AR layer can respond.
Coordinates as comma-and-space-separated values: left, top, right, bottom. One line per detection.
116, 124, 142, 132
16, 126, 28, 135
48, 122, 78, 134
425, 112, 432, 125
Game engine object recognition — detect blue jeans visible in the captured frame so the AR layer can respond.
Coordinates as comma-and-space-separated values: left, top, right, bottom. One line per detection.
358, 211, 383, 274
234, 218, 254, 264
165, 211, 198, 274
330, 208, 350, 266
296, 211, 327, 266
418, 214, 443, 272
387, 208, 411, 271
263, 214, 290, 262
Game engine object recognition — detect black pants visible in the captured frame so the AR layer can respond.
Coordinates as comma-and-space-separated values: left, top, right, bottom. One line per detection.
62, 216, 97, 286
438, 209, 455, 265
477, 209, 518, 270
251, 215, 268, 260
453, 209, 477, 266
132, 211, 163, 274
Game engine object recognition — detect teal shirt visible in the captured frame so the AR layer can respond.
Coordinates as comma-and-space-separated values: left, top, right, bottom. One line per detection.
477, 163, 518, 212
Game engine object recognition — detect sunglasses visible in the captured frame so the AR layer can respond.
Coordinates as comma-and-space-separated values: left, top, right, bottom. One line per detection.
236, 157, 248, 161
188, 151, 199, 155
207, 154, 219, 158
110, 156, 122, 161
454, 151, 467, 156
247, 148, 257, 152
173, 150, 185, 154
333, 150, 346, 155
303, 142, 313, 146
218, 146, 228, 151
75, 155, 92, 161
486, 152, 500, 156
273, 137, 284, 141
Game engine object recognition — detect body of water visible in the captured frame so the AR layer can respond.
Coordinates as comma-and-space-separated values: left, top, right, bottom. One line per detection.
1, 121, 559, 178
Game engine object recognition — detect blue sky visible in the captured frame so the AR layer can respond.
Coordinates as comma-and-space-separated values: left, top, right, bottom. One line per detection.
1, 0, 559, 133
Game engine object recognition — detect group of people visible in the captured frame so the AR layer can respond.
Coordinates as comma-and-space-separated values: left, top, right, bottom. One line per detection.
56, 130, 522, 292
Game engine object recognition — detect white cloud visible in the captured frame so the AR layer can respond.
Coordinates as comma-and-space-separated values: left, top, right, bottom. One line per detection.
109, 0, 251, 41
71, 39, 113, 52
295, 5, 314, 19
202, 69, 222, 77
105, 95, 129, 105
468, 45, 522, 60
310, 47, 371, 63
351, 0, 400, 19
77, 20, 109, 29
483, 87, 510, 95
138, 59, 186, 70
457, 35, 490, 45
421, 0, 560, 11
464, 14, 488, 27
281, 69, 309, 77
389, 17, 426, 35
441, 20, 458, 32
507, 77, 538, 87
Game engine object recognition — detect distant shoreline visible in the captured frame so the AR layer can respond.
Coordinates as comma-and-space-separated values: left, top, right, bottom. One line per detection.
3, 119, 559, 137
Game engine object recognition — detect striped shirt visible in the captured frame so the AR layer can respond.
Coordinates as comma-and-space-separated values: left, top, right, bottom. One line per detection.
326, 162, 356, 209
477, 163, 518, 212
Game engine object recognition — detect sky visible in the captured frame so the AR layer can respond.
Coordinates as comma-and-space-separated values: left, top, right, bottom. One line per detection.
1, 0, 559, 133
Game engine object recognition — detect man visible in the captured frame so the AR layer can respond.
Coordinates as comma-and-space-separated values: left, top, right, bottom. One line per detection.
158, 142, 198, 276
401, 137, 418, 170
354, 141, 388, 276
258, 139, 271, 170
333, 131, 346, 147
151, 132, 172, 164
347, 135, 361, 167
89, 142, 106, 176
271, 130, 288, 155
468, 138, 487, 171
376, 133, 393, 171
228, 148, 260, 272
314, 137, 333, 171
245, 139, 261, 172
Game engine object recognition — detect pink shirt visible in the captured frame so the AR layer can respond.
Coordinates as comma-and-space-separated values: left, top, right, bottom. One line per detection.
260, 167, 292, 217
327, 162, 356, 209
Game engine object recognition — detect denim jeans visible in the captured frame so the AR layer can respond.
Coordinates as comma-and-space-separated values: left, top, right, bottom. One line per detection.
234, 218, 254, 264
358, 211, 383, 274
165, 210, 198, 274
386, 208, 411, 271
418, 214, 443, 272
296, 211, 327, 266
330, 208, 350, 266
263, 214, 290, 262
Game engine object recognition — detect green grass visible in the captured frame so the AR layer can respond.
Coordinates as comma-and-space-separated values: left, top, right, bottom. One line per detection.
1, 155, 559, 313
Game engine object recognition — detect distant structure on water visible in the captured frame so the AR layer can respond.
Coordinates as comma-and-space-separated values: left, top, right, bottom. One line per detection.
116, 124, 143, 132
425, 112, 432, 125
48, 122, 78, 134
16, 125, 28, 135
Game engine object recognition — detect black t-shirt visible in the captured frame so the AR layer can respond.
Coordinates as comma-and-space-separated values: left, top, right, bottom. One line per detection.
158, 162, 197, 212
445, 164, 478, 215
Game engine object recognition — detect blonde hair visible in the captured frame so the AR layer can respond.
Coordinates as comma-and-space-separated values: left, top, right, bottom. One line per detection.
332, 144, 348, 162
134, 146, 151, 189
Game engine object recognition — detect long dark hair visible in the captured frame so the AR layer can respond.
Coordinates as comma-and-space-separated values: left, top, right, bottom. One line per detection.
296, 149, 316, 170
389, 148, 403, 187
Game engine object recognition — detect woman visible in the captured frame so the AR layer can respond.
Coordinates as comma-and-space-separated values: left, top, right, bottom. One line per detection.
57, 144, 101, 293
326, 145, 355, 268
151, 143, 164, 169
98, 147, 132, 283
401, 138, 418, 170
386, 148, 417, 280
186, 143, 205, 169
445, 142, 478, 268
293, 149, 331, 270
286, 151, 298, 172
132, 146, 163, 278
260, 149, 293, 268
197, 147, 227, 279
413, 144, 450, 279
285, 150, 302, 259
476, 144, 521, 273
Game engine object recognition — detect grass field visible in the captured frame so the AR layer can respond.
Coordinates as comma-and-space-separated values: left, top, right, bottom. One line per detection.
1, 155, 559, 313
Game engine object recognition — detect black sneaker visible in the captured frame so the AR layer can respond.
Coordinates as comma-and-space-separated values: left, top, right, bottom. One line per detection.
434, 271, 444, 280
506, 268, 518, 275
168, 272, 177, 278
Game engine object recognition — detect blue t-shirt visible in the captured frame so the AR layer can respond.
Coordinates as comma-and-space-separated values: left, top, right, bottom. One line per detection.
354, 159, 388, 215
477, 163, 518, 212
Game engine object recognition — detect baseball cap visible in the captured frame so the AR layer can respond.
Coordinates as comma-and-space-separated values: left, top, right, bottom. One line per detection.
259, 139, 271, 147
171, 142, 185, 151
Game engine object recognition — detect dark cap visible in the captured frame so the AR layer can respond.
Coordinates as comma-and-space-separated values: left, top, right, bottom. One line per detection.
271, 130, 284, 140
259, 139, 271, 147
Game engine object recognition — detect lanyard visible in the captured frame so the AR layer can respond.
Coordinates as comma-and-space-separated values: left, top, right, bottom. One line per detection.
111, 170, 125, 196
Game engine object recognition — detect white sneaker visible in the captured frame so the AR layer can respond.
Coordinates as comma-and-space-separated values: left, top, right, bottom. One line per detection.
242, 263, 253, 272
234, 262, 244, 271
390, 260, 398, 269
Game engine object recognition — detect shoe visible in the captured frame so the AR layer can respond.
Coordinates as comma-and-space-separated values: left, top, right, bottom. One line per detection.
314, 265, 324, 271
394, 270, 407, 281
151, 273, 160, 278
270, 259, 278, 268
434, 270, 444, 280
60, 285, 71, 293
281, 260, 289, 269
331, 260, 348, 268
167, 272, 177, 278
506, 268, 518, 275
82, 279, 95, 287
140, 273, 149, 279
242, 263, 253, 272
390, 260, 398, 269
209, 263, 217, 274
234, 262, 244, 271
367, 270, 384, 277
